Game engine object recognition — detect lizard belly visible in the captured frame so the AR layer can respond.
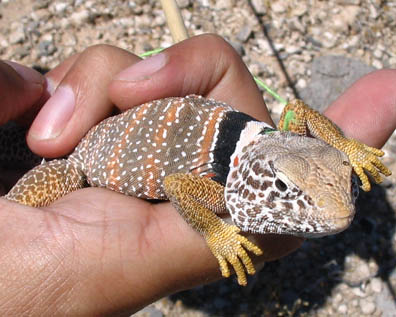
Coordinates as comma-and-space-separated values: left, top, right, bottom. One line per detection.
69, 96, 233, 199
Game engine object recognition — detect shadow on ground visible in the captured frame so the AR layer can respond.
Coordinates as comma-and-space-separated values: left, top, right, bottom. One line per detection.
170, 185, 396, 315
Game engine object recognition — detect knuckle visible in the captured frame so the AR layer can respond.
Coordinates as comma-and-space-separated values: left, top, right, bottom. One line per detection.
82, 44, 116, 56
80, 44, 134, 68
195, 33, 242, 63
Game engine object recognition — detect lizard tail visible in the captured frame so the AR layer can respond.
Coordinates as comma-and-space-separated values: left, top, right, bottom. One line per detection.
5, 159, 86, 207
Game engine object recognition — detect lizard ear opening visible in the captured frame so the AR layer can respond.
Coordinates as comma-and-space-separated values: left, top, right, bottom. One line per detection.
274, 178, 288, 192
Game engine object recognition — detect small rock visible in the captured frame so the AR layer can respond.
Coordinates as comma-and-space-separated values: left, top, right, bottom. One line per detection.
135, 15, 152, 28
356, 261, 371, 279
296, 78, 307, 89
251, 0, 266, 14
38, 40, 56, 56
274, 42, 284, 51
293, 3, 308, 16
372, 59, 383, 69
338, 304, 348, 314
215, 0, 235, 10
333, 5, 360, 32
0, 35, 8, 48
136, 305, 164, 317
42, 33, 53, 42
272, 1, 287, 13
84, 1, 95, 9
26, 21, 41, 37
230, 41, 244, 56
353, 287, 367, 298
369, 2, 380, 19
9, 25, 25, 44
370, 278, 382, 293
13, 47, 30, 59
54, 2, 68, 13
196, 0, 210, 7
373, 49, 383, 59
256, 39, 273, 55
154, 14, 166, 26
322, 32, 337, 48
176, 0, 190, 8
285, 45, 301, 54
61, 33, 77, 46
31, 8, 51, 22
70, 10, 91, 25
236, 25, 252, 43
360, 300, 376, 315
32, 0, 50, 10
333, 293, 343, 306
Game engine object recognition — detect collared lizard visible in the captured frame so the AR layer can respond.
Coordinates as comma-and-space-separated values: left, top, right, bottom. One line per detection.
3, 95, 391, 285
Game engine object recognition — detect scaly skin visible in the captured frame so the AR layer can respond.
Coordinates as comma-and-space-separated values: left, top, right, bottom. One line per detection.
4, 96, 391, 285
279, 99, 391, 191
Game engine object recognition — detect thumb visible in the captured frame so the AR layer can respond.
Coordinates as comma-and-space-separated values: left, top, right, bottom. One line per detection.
0, 61, 45, 124
109, 34, 272, 123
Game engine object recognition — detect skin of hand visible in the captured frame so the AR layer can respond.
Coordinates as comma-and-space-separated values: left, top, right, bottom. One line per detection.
0, 34, 395, 315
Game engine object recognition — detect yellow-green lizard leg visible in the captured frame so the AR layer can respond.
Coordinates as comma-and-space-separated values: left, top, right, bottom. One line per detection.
278, 99, 391, 191
163, 173, 263, 286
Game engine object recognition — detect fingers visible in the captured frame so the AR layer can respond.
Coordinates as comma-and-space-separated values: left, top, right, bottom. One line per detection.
27, 45, 141, 158
0, 61, 45, 124
109, 34, 273, 124
325, 69, 396, 148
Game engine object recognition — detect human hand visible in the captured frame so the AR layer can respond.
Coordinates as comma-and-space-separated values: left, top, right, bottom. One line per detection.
0, 35, 395, 315
0, 60, 45, 124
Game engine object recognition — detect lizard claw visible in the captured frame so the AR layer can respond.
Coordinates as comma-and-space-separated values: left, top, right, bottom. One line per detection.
344, 139, 391, 192
206, 224, 263, 286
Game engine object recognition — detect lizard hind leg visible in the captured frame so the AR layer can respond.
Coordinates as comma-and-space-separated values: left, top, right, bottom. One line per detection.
5, 159, 86, 207
163, 173, 263, 286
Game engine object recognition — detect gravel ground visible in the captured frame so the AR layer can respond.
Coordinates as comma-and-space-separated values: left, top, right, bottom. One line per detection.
1, 0, 396, 316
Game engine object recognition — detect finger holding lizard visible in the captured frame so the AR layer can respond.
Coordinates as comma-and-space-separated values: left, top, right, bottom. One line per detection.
0, 35, 395, 316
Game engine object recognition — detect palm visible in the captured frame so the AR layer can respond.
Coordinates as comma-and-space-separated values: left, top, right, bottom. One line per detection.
0, 186, 302, 310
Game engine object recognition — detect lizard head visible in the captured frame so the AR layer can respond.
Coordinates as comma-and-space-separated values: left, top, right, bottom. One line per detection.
225, 131, 358, 237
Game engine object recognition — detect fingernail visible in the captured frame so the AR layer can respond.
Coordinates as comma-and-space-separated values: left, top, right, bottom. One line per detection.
30, 85, 75, 140
4, 60, 45, 85
114, 53, 167, 82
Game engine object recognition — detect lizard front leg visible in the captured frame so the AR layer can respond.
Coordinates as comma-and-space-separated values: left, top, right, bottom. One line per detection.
163, 173, 262, 286
278, 99, 391, 191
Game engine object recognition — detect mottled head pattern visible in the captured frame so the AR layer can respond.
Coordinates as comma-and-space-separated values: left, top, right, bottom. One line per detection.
225, 131, 358, 237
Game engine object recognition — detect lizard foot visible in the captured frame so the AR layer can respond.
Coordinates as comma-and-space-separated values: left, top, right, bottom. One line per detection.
206, 223, 263, 286
343, 139, 392, 191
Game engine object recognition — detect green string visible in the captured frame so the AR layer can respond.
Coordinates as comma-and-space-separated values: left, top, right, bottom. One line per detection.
139, 48, 288, 105
253, 76, 288, 105
139, 48, 165, 57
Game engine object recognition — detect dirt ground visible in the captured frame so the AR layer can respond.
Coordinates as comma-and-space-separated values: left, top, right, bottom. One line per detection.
1, 0, 396, 315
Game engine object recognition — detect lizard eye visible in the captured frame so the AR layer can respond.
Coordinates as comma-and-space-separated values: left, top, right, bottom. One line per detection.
275, 179, 288, 192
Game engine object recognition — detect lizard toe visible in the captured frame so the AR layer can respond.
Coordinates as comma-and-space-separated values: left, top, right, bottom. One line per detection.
206, 224, 261, 286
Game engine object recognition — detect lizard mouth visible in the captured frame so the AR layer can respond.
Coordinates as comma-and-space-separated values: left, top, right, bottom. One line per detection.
301, 213, 355, 238
332, 213, 355, 232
